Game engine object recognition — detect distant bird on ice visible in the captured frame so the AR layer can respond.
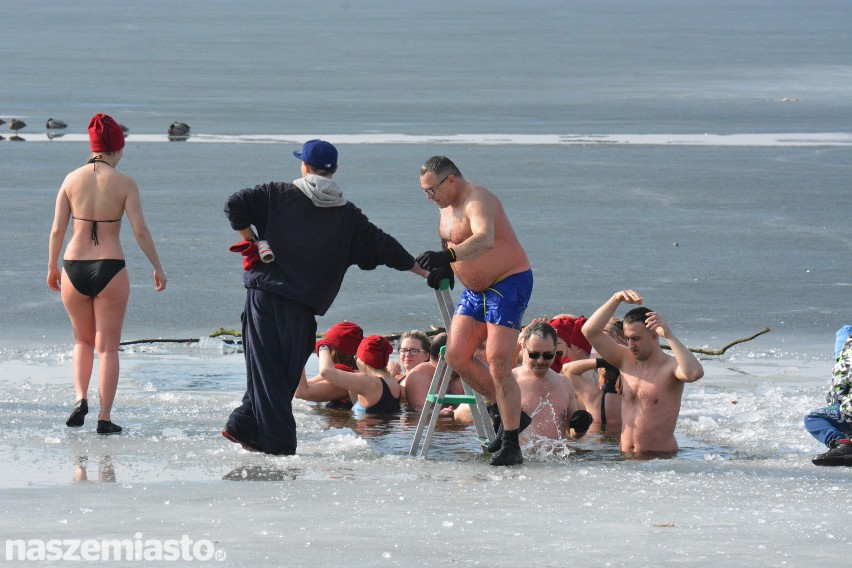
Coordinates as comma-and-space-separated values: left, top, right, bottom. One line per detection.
8, 118, 26, 133
168, 121, 190, 140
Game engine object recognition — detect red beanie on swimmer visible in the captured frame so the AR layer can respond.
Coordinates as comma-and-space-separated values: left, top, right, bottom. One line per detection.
549, 316, 576, 350
356, 335, 393, 370
549, 315, 593, 356
88, 113, 125, 153
319, 321, 363, 355
571, 316, 593, 355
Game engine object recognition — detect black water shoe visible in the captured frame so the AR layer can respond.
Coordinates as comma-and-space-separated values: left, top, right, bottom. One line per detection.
486, 411, 532, 453
490, 445, 523, 466
490, 428, 523, 466
66, 399, 88, 427
96, 420, 122, 435
812, 439, 852, 466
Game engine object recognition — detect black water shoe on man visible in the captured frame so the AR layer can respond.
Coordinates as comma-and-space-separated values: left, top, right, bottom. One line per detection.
490, 428, 523, 466
486, 411, 532, 453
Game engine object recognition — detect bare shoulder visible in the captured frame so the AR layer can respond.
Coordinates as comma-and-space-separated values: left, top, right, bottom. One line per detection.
112, 171, 140, 203
463, 184, 498, 219
469, 184, 499, 206
550, 370, 577, 394
115, 170, 139, 191
512, 365, 531, 383
61, 164, 90, 186
406, 361, 434, 383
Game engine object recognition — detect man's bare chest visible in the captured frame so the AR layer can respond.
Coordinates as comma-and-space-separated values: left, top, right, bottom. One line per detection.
622, 375, 679, 406
439, 210, 471, 244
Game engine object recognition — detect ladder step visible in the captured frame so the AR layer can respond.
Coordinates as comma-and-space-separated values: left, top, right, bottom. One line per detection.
425, 394, 477, 406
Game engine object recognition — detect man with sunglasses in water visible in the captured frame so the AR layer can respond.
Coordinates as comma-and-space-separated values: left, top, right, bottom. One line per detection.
415, 156, 533, 466
514, 322, 593, 440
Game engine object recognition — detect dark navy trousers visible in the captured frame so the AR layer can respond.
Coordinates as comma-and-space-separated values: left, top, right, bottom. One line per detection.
227, 288, 316, 454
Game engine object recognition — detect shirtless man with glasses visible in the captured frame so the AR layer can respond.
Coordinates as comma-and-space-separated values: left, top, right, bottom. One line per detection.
415, 155, 533, 465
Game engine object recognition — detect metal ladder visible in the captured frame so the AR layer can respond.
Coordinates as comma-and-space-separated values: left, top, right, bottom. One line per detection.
409, 279, 495, 458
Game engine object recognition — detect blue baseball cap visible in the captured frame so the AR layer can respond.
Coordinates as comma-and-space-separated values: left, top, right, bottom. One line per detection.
293, 139, 338, 169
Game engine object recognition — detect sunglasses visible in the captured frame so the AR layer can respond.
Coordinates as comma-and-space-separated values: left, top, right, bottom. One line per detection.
526, 350, 558, 361
422, 174, 450, 196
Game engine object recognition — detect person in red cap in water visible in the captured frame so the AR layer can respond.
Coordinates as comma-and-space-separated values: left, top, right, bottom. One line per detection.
548, 315, 593, 369
223, 140, 426, 454
315, 335, 401, 414
295, 321, 364, 409
47, 113, 167, 435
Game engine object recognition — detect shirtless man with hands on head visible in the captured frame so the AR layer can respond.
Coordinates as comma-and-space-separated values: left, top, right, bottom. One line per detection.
582, 290, 704, 456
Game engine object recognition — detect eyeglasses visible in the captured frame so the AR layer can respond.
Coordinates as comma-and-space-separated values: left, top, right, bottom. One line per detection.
526, 350, 557, 361
399, 348, 422, 356
422, 174, 450, 196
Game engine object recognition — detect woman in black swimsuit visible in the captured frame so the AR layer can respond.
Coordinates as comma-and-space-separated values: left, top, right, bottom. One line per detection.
316, 334, 401, 414
47, 113, 167, 434
560, 318, 626, 431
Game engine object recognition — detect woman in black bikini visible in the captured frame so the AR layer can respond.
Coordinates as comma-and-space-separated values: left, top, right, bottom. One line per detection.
316, 334, 401, 414
47, 113, 167, 434
560, 317, 625, 431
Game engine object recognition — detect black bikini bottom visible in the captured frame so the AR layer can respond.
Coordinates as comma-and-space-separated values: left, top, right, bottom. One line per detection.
63, 259, 126, 297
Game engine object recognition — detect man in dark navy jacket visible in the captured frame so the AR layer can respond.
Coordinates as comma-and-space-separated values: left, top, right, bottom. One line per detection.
222, 139, 427, 454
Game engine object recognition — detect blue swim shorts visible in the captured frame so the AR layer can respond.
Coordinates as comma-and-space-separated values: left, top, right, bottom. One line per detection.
454, 269, 533, 330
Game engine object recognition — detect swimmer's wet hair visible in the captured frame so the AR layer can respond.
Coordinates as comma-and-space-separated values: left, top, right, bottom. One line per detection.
624, 307, 653, 324
420, 156, 462, 179
521, 321, 557, 345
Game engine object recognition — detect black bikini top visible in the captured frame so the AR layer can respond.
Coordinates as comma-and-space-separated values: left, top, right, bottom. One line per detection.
71, 215, 121, 245
73, 156, 122, 245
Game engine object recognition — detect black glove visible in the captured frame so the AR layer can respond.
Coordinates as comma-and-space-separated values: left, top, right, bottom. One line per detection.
426, 265, 454, 290
416, 249, 455, 271
569, 409, 593, 433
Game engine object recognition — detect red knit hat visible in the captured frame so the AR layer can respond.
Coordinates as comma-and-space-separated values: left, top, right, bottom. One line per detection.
549, 315, 593, 355
88, 113, 125, 153
320, 321, 363, 355
571, 316, 592, 355
356, 335, 393, 370
549, 316, 576, 349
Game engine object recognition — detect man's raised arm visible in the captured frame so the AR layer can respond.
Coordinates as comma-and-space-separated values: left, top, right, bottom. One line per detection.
645, 311, 704, 383
583, 290, 643, 367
